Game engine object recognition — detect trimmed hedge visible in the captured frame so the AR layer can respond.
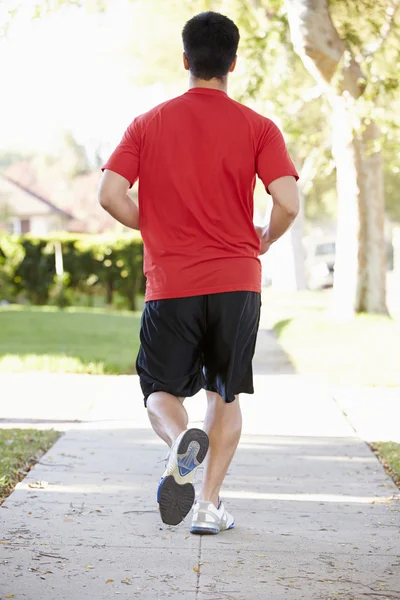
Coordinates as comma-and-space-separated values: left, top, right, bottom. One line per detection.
0, 233, 145, 310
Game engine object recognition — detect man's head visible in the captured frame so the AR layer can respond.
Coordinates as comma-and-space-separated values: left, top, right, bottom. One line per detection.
182, 12, 240, 81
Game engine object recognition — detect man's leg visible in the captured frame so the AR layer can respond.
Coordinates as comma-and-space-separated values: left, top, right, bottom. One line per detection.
190, 292, 259, 534
146, 393, 209, 527
199, 391, 242, 507
137, 297, 210, 525
147, 392, 188, 447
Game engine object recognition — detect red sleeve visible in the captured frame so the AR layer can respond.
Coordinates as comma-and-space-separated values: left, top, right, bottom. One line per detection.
102, 118, 141, 188
256, 119, 299, 194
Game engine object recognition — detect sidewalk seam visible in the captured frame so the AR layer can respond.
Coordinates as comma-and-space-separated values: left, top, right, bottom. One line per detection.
331, 392, 358, 436
195, 536, 202, 599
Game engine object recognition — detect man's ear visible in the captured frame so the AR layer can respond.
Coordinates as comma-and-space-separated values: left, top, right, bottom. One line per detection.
183, 52, 190, 71
229, 56, 237, 73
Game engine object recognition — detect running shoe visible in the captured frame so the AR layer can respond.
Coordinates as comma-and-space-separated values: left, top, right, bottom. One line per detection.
157, 428, 209, 526
190, 499, 235, 535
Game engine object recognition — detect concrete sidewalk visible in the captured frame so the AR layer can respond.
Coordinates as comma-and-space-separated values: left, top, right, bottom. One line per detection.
1, 333, 399, 599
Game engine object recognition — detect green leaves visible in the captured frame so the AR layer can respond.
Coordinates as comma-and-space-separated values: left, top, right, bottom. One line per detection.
0, 233, 145, 310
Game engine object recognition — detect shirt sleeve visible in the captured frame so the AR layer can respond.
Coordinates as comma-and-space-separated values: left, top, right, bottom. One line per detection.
256, 119, 299, 194
102, 118, 141, 188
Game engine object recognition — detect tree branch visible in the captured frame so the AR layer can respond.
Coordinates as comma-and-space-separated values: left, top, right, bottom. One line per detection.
284, 0, 366, 99
286, 84, 323, 115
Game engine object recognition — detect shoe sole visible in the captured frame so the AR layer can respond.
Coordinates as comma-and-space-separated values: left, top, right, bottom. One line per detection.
190, 521, 235, 535
158, 428, 209, 526
190, 525, 219, 535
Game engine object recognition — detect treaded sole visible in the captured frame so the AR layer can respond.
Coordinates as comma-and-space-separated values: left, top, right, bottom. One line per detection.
158, 476, 195, 526
177, 428, 209, 463
190, 526, 219, 535
190, 521, 235, 535
158, 428, 209, 526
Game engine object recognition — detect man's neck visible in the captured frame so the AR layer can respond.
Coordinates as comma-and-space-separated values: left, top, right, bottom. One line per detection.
188, 75, 228, 93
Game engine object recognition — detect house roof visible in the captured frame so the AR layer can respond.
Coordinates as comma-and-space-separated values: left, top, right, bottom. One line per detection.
0, 174, 73, 220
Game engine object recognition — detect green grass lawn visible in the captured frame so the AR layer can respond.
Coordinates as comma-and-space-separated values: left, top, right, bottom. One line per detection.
0, 305, 141, 374
265, 289, 400, 485
370, 442, 400, 487
0, 429, 60, 503
265, 289, 400, 387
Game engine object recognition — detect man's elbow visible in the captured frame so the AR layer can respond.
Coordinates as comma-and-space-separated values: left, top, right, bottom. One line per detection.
98, 190, 112, 210
275, 195, 300, 219
286, 198, 300, 219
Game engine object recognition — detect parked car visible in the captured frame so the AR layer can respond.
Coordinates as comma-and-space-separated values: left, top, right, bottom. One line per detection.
306, 238, 335, 289
306, 237, 394, 290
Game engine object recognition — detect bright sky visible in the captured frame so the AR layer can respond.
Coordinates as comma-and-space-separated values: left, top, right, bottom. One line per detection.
0, 1, 170, 154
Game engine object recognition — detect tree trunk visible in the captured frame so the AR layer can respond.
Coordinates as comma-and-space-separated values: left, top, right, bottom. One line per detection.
285, 0, 388, 316
354, 120, 387, 313
292, 147, 324, 292
270, 145, 313, 292
331, 99, 387, 316
330, 96, 359, 318
128, 280, 137, 311
105, 280, 113, 306
270, 193, 307, 292
290, 191, 307, 290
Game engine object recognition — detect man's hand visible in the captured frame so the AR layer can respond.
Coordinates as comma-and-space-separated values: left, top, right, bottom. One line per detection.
254, 177, 299, 255
255, 225, 272, 256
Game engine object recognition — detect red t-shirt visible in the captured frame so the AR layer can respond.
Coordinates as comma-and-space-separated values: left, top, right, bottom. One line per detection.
103, 88, 298, 301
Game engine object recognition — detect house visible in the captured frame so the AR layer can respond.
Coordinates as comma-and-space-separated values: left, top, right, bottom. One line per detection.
0, 174, 72, 235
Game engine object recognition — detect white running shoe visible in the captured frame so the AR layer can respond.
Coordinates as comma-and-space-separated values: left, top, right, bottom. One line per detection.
190, 500, 235, 535
157, 428, 209, 526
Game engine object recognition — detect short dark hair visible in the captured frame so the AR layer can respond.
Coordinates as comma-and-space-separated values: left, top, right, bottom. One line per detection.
182, 12, 240, 81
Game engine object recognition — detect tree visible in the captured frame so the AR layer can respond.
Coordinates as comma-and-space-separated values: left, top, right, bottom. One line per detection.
229, 0, 332, 290
283, 0, 400, 316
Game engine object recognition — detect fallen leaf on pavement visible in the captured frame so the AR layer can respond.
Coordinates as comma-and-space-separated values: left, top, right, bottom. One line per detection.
85, 565, 95, 569
106, 579, 114, 583
121, 578, 131, 585
193, 566, 200, 573
28, 481, 48, 489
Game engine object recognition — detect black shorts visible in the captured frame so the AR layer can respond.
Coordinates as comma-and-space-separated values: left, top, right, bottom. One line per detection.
136, 291, 261, 406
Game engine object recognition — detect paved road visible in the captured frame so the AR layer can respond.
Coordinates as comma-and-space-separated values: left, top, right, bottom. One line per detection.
1, 332, 399, 599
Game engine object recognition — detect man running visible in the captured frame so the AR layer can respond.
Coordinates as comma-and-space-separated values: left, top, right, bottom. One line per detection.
99, 11, 299, 534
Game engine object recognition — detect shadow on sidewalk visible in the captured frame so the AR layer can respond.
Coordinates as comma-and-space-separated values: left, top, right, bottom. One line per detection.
253, 328, 295, 375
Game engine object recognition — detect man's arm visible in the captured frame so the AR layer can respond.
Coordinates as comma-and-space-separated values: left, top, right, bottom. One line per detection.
98, 170, 140, 230
256, 176, 299, 254
255, 118, 300, 255
99, 117, 141, 229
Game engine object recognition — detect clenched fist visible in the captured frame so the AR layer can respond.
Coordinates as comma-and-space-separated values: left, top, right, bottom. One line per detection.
254, 225, 272, 256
